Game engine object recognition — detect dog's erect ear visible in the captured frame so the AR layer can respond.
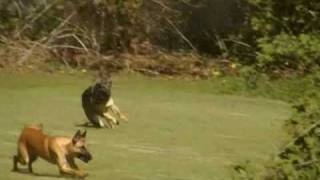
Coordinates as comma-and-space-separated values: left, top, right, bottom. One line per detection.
72, 130, 82, 144
82, 129, 87, 138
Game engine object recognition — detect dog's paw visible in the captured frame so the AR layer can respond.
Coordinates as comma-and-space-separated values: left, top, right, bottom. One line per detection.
76, 170, 88, 178
105, 124, 114, 129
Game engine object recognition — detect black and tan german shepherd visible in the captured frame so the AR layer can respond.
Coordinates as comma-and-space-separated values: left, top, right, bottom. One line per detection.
81, 73, 128, 128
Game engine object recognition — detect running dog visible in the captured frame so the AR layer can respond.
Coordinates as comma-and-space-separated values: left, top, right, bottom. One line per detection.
81, 74, 128, 128
12, 124, 92, 178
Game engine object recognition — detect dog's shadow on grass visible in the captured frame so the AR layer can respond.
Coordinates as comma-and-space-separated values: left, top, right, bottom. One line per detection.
13, 169, 61, 178
33, 173, 86, 179
14, 169, 85, 179
75, 122, 101, 129
33, 173, 64, 179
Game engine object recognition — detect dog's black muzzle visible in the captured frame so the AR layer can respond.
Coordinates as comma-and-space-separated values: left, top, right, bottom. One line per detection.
78, 152, 92, 163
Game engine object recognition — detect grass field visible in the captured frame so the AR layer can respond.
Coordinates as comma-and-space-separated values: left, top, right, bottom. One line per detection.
0, 72, 291, 180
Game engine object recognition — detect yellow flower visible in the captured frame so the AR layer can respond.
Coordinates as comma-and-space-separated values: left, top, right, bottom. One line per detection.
212, 70, 221, 77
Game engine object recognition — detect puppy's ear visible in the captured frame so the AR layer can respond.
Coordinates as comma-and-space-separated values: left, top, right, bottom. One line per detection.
72, 130, 82, 144
82, 129, 87, 138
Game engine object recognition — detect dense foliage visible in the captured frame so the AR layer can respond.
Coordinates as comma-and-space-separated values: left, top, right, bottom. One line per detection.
242, 0, 320, 75
256, 34, 320, 75
247, 0, 320, 36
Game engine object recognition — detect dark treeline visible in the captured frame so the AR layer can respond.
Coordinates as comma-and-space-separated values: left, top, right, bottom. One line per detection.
0, 0, 246, 53
0, 0, 320, 75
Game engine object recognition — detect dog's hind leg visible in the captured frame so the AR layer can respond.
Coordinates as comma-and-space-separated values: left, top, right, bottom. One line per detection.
12, 155, 19, 171
28, 155, 37, 173
84, 111, 105, 128
27, 162, 33, 173
83, 107, 105, 128
13, 143, 29, 171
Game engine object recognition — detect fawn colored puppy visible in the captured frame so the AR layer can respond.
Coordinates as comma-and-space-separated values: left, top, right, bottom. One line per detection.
13, 124, 92, 178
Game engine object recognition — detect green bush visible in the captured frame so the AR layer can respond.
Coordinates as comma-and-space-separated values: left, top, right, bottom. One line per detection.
232, 0, 320, 71
256, 33, 320, 75
247, 0, 320, 36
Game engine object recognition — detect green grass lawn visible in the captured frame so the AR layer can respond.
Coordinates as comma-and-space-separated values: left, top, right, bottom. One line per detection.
0, 72, 291, 180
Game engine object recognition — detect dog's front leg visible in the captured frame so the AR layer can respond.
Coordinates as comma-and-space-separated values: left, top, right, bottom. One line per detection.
59, 163, 87, 178
110, 104, 128, 121
67, 157, 80, 170
103, 112, 118, 128
57, 156, 87, 178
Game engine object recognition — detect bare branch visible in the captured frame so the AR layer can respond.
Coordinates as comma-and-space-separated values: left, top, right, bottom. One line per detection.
15, 1, 58, 38
71, 34, 89, 52
149, 0, 177, 12
165, 17, 197, 52
48, 45, 86, 51
46, 11, 77, 44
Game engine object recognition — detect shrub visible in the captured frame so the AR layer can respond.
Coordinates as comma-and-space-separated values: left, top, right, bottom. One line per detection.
247, 0, 320, 36
233, 0, 320, 69
256, 33, 320, 75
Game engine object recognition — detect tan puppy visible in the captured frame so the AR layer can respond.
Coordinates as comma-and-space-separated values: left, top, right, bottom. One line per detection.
12, 124, 92, 178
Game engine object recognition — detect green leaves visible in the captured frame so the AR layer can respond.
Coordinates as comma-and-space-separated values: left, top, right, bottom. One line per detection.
247, 0, 320, 35
256, 33, 320, 75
